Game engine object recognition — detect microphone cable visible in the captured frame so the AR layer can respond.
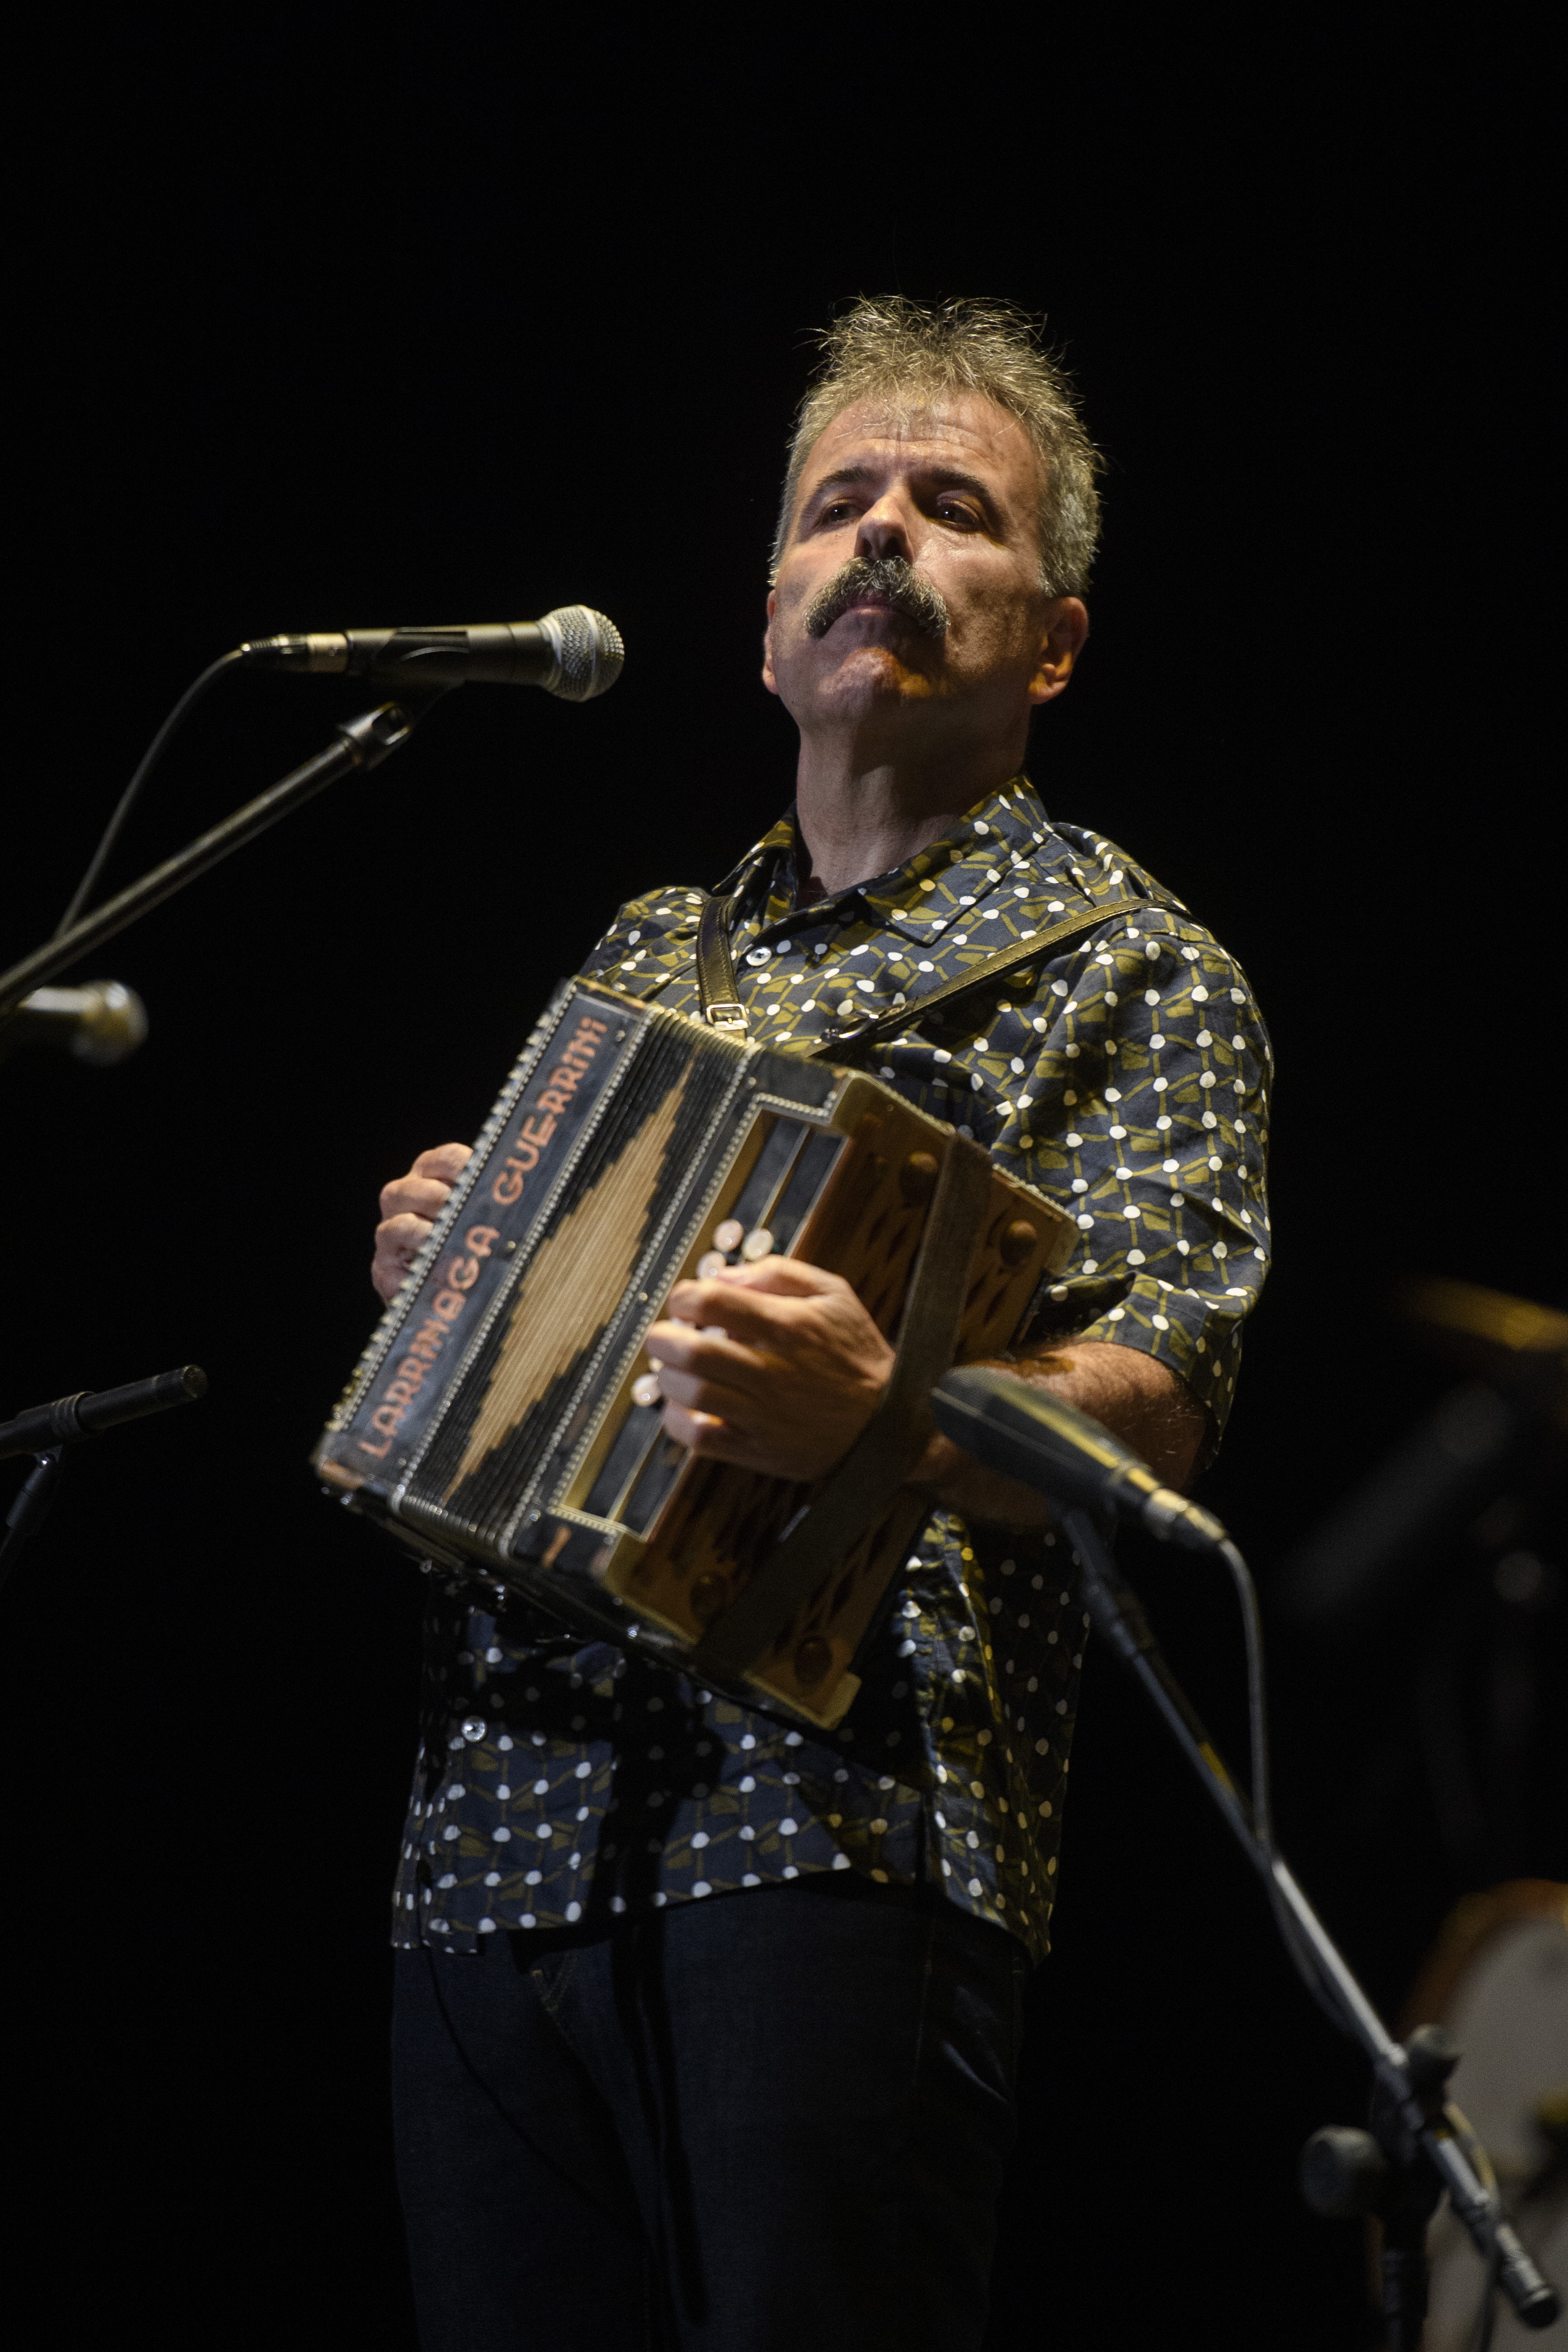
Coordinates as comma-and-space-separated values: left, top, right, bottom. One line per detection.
1219, 1531, 1273, 1857
1215, 1532, 1360, 2030
1079, 1505, 1354, 2034
53, 646, 245, 937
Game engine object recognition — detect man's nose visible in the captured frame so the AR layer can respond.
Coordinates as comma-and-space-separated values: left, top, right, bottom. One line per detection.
854, 493, 914, 563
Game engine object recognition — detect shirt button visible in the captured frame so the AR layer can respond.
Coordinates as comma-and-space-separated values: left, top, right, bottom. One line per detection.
460, 1717, 487, 1743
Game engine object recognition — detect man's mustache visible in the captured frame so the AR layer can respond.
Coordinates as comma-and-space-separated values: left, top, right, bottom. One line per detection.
803, 556, 950, 642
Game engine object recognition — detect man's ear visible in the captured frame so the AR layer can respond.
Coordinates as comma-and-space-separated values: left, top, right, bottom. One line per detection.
1028, 596, 1090, 707
761, 588, 779, 698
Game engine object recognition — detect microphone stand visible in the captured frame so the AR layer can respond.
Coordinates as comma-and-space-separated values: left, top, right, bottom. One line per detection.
1057, 1505, 1560, 2346
0, 696, 438, 1014
0, 1367, 208, 1598
0, 698, 435, 1571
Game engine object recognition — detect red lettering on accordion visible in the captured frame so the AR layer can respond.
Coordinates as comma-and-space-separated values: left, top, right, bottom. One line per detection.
359, 1010, 612, 1459
487, 1013, 606, 1206
359, 1296, 467, 1454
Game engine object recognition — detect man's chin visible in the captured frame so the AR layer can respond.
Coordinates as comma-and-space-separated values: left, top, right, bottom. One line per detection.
807, 643, 943, 711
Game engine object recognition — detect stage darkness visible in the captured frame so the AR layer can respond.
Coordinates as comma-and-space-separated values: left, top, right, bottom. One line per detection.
5, 20, 1559, 2348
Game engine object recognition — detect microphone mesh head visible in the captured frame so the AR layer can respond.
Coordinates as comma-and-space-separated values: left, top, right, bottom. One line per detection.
540, 606, 625, 701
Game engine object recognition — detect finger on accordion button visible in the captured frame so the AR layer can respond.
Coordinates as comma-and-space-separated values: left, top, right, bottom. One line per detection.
740, 1228, 775, 1261
713, 1219, 745, 1253
696, 1250, 728, 1279
631, 1372, 663, 1408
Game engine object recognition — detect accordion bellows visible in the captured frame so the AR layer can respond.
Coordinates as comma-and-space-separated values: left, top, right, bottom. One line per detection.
314, 979, 1075, 1727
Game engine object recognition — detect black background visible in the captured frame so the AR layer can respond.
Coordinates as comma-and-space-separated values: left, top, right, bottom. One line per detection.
4, 14, 1560, 2347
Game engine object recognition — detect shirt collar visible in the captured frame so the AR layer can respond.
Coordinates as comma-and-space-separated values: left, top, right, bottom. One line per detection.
713, 812, 799, 930
714, 776, 1068, 945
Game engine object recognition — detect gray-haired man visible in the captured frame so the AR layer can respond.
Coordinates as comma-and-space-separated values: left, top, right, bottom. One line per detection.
377, 299, 1271, 2350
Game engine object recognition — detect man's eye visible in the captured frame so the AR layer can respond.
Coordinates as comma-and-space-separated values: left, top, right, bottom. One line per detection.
935, 499, 978, 526
819, 499, 857, 524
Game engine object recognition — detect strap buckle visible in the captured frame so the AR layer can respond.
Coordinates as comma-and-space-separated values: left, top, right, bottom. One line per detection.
704, 1002, 749, 1034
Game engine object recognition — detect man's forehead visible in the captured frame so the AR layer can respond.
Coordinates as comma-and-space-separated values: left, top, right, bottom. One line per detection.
802, 392, 1036, 485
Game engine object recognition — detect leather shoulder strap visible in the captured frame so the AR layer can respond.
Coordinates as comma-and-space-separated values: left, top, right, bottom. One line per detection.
805, 893, 1158, 1060
696, 894, 748, 1033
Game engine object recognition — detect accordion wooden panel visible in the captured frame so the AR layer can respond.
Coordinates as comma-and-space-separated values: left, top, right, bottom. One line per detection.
314, 978, 1076, 1727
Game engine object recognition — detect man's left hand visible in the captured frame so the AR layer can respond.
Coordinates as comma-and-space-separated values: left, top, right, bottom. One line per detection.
644, 1258, 894, 1480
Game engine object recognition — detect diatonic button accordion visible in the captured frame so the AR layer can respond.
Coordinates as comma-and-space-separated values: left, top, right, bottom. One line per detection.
314, 977, 1075, 1728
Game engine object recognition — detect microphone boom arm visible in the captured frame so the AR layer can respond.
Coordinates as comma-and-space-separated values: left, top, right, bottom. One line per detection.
0, 699, 424, 1013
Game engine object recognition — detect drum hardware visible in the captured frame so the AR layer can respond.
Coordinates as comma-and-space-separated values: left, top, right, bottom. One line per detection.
1391, 1882, 1568, 2350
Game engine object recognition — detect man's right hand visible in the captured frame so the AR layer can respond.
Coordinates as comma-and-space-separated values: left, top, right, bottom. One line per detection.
372, 1143, 473, 1301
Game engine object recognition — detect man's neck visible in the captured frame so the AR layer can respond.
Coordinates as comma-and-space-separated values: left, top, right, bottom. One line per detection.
792, 734, 1025, 900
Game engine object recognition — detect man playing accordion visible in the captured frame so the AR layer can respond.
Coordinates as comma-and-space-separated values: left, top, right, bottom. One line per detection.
371, 296, 1272, 2351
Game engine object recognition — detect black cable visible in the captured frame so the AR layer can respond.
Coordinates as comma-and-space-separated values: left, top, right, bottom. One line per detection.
1216, 1533, 1354, 2031
1218, 1534, 1273, 1852
53, 646, 245, 937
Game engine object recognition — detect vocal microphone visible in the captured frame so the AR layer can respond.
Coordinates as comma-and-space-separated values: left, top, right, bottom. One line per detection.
930, 1365, 1230, 1552
239, 606, 625, 702
0, 979, 148, 1066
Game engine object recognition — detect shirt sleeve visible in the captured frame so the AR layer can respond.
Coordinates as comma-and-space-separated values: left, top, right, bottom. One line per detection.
575, 887, 703, 993
981, 906, 1273, 1445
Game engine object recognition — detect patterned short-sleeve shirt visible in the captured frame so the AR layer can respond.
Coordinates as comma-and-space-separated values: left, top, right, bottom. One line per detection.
391, 775, 1273, 1964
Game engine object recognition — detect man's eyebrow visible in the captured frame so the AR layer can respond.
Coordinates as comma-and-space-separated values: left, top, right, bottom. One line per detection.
921, 465, 997, 503
801, 461, 1006, 513
803, 464, 876, 501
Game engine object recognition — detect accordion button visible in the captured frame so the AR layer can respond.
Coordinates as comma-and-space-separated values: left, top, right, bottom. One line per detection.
900, 1151, 940, 1207
631, 1373, 663, 1409
713, 1219, 744, 1253
794, 1637, 832, 1687
999, 1220, 1039, 1268
696, 1251, 728, 1280
740, 1229, 775, 1262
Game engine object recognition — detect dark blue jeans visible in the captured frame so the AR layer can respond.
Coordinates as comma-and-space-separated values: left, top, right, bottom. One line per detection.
391, 1873, 1029, 2350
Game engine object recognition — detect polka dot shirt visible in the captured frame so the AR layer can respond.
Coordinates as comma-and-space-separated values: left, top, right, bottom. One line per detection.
392, 777, 1273, 1964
